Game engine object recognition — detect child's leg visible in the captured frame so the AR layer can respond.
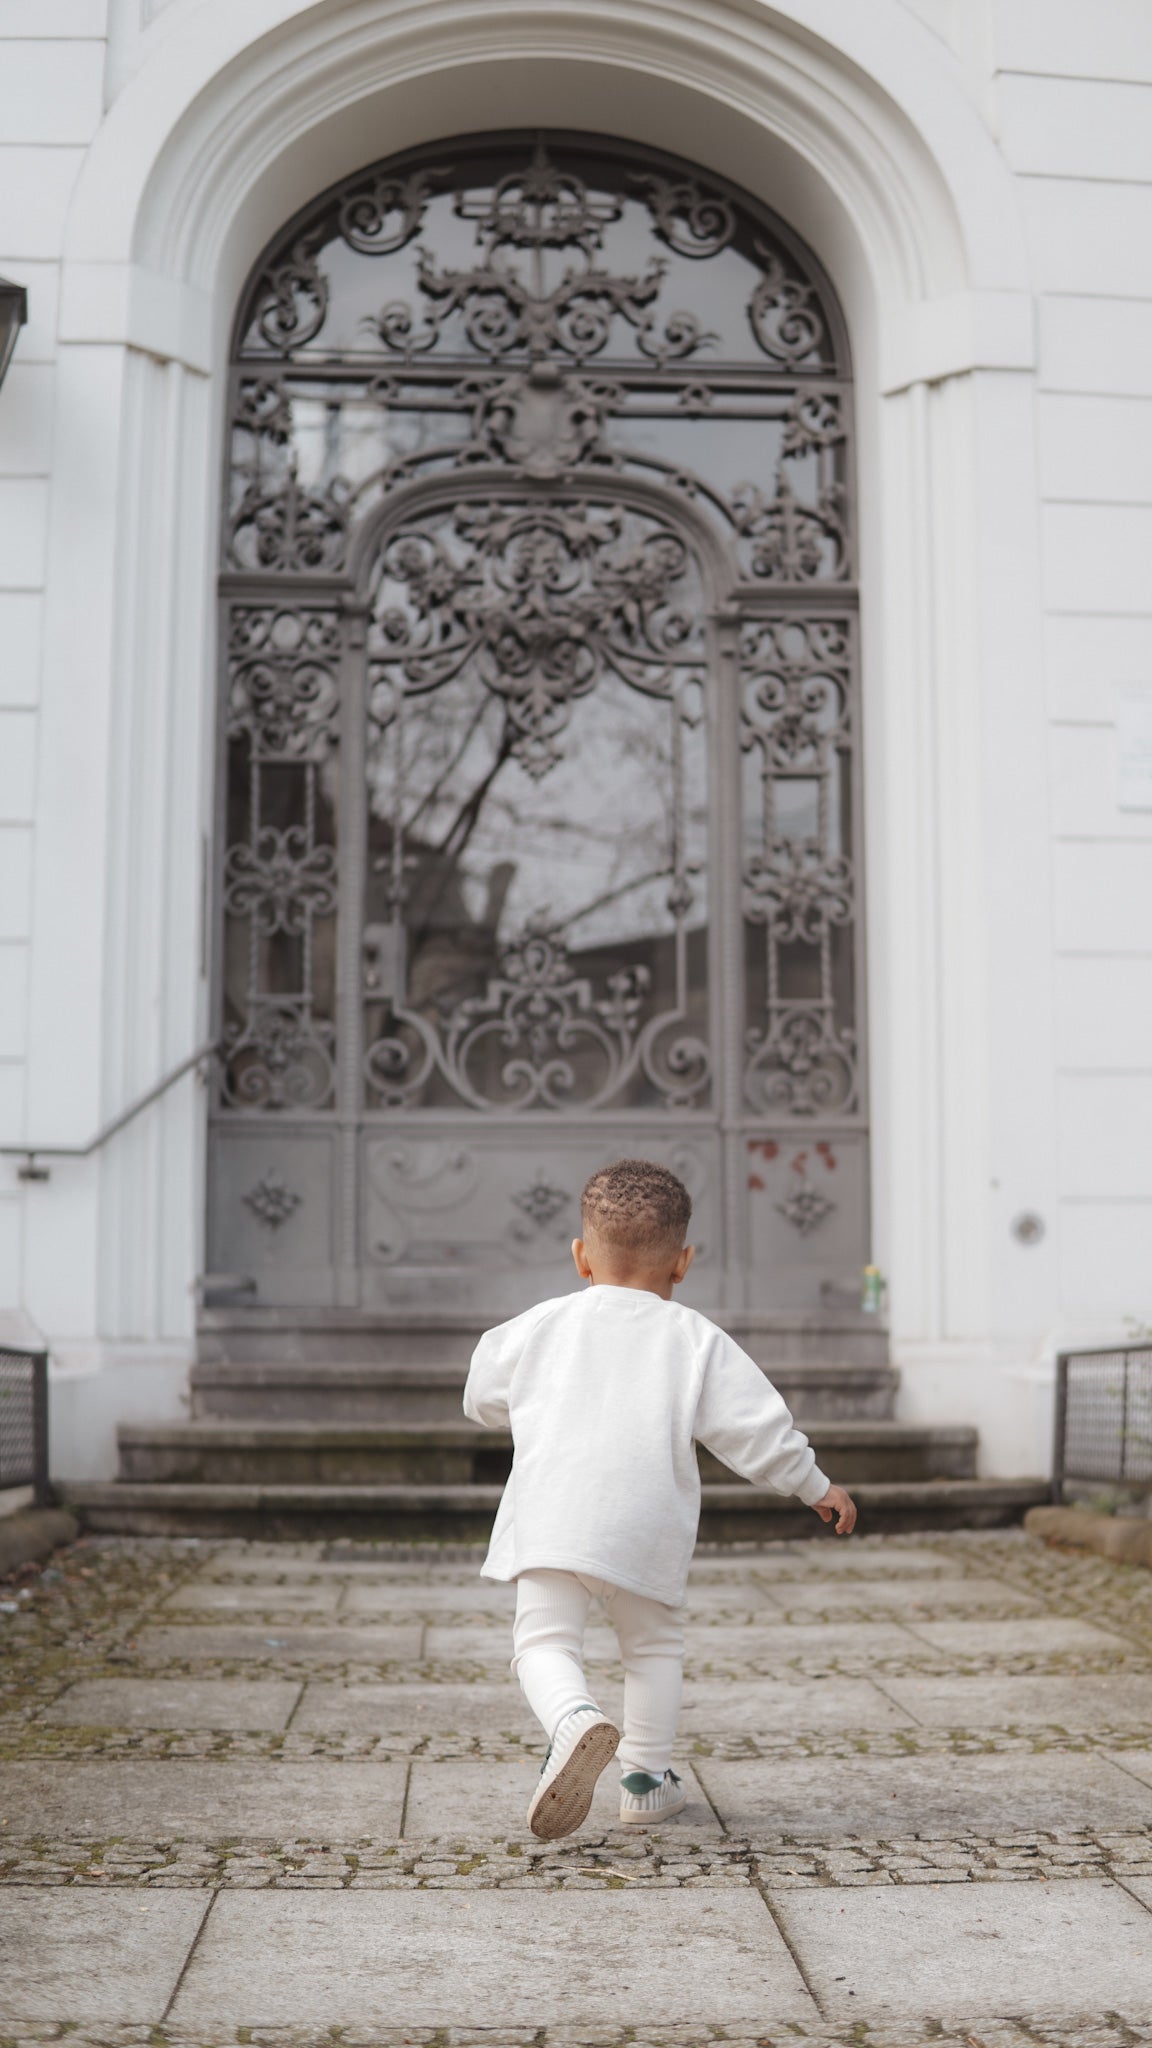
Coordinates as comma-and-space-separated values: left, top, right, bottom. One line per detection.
602, 1584, 684, 1776
511, 1569, 601, 1742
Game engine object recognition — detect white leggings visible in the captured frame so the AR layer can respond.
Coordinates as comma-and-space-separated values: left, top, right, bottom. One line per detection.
512, 1568, 684, 1776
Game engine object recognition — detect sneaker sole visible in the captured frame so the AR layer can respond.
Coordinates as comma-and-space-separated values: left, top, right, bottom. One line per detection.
527, 1720, 621, 1841
617, 1791, 689, 1828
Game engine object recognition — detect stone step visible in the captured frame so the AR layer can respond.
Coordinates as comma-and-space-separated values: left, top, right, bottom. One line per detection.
118, 1418, 974, 1486
61, 1476, 1050, 1542
189, 1358, 899, 1425
196, 1309, 892, 1373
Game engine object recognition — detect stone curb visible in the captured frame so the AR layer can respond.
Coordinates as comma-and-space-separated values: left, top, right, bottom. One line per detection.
0, 1507, 80, 1579
1025, 1503, 1152, 1569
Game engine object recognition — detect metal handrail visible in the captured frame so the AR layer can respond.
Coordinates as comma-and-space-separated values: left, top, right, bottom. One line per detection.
0, 1041, 218, 1182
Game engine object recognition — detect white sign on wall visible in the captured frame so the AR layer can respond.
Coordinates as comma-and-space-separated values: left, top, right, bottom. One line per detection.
1117, 685, 1152, 812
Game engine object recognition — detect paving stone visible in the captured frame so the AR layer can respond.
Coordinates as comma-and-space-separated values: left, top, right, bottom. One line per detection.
132, 1624, 424, 1664
698, 1751, 1152, 1836
158, 1582, 344, 1615
679, 1622, 924, 1666
678, 1677, 916, 1732
0, 1760, 406, 1840
688, 1546, 809, 1569
902, 1617, 1140, 1659
294, 1680, 536, 1738
39, 1678, 301, 1732
341, 1581, 517, 1616
758, 1545, 968, 1578
168, 1889, 814, 2027
207, 1546, 491, 1574
202, 1556, 469, 1581
422, 1622, 620, 1665
13, 1530, 1152, 2039
679, 1587, 790, 1617
419, 1623, 511, 1662
1123, 1876, 1152, 1910
775, 1576, 1042, 1614
402, 1758, 721, 1840
879, 1673, 1152, 1729
690, 1544, 966, 1582
770, 1876, 1152, 2020
0, 1890, 207, 2021
1102, 1748, 1152, 1790
421, 1619, 932, 1674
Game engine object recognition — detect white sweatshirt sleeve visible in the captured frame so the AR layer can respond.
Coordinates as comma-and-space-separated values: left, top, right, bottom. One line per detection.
693, 1329, 830, 1506
462, 1327, 512, 1429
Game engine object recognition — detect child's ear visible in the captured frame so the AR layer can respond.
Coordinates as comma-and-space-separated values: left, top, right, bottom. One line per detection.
671, 1243, 696, 1284
572, 1237, 593, 1280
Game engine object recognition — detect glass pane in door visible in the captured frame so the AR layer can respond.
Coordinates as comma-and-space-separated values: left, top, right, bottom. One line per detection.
361, 495, 712, 1114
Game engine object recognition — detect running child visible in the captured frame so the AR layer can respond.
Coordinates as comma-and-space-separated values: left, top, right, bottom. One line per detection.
463, 1157, 858, 1839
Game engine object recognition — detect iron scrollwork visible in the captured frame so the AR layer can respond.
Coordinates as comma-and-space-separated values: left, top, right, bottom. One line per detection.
218, 131, 860, 1177
748, 244, 829, 366
227, 140, 850, 582
732, 475, 848, 582
219, 604, 342, 1112
247, 170, 434, 356
633, 173, 736, 258
250, 231, 329, 355
461, 368, 620, 478
226, 607, 341, 759
220, 1001, 337, 1111
222, 827, 338, 937
230, 468, 351, 576
363, 492, 711, 1115
741, 617, 860, 1117
371, 497, 701, 779
364, 922, 709, 1115
371, 146, 716, 367
337, 170, 435, 256
744, 838, 853, 944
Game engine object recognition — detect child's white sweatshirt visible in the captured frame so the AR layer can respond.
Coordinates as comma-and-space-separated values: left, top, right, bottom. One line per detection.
463, 1284, 830, 1606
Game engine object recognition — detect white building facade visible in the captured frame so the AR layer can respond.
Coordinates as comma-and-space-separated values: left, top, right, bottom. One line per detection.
0, 0, 1149, 1482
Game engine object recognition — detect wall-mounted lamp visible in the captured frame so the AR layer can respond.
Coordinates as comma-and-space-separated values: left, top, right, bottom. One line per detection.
0, 277, 28, 389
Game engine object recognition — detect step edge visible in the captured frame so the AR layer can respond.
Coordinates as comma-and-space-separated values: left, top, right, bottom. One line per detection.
197, 1310, 891, 1333
117, 1420, 974, 1447
64, 1475, 1048, 1509
189, 1360, 900, 1381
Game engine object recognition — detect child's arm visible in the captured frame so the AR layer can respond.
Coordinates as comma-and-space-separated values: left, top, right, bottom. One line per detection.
694, 1331, 857, 1534
462, 1327, 513, 1429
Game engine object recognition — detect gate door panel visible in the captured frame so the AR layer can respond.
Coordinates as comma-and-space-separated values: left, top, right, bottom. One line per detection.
210, 135, 865, 1320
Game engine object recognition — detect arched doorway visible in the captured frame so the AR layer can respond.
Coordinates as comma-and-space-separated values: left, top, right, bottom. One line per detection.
208, 133, 866, 1327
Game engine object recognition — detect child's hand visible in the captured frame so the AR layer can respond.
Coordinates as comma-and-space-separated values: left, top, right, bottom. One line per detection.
812, 1483, 857, 1535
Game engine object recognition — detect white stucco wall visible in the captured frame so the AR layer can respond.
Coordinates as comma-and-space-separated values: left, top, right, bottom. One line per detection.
0, 0, 1148, 1479
0, 0, 110, 1319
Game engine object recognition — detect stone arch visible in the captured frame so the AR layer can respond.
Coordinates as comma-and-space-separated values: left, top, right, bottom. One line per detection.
30, 0, 1049, 1361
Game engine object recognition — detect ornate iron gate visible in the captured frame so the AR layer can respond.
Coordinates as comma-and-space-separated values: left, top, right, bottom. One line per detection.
209, 134, 866, 1321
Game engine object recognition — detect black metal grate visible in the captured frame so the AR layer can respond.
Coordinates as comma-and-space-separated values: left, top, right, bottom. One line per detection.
0, 1348, 49, 1500
1054, 1347, 1152, 1503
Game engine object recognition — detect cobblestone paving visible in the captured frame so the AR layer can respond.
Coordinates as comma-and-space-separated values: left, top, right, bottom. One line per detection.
3, 1528, 1152, 2042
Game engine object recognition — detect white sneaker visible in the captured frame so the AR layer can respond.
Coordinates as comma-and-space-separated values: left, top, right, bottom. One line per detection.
526, 1705, 621, 1841
618, 1768, 688, 1827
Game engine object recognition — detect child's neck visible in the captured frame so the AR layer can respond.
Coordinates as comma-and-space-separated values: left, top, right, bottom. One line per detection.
573, 1231, 693, 1300
584, 1268, 676, 1301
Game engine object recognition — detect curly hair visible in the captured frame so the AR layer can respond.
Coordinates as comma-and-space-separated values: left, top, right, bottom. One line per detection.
580, 1158, 692, 1257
